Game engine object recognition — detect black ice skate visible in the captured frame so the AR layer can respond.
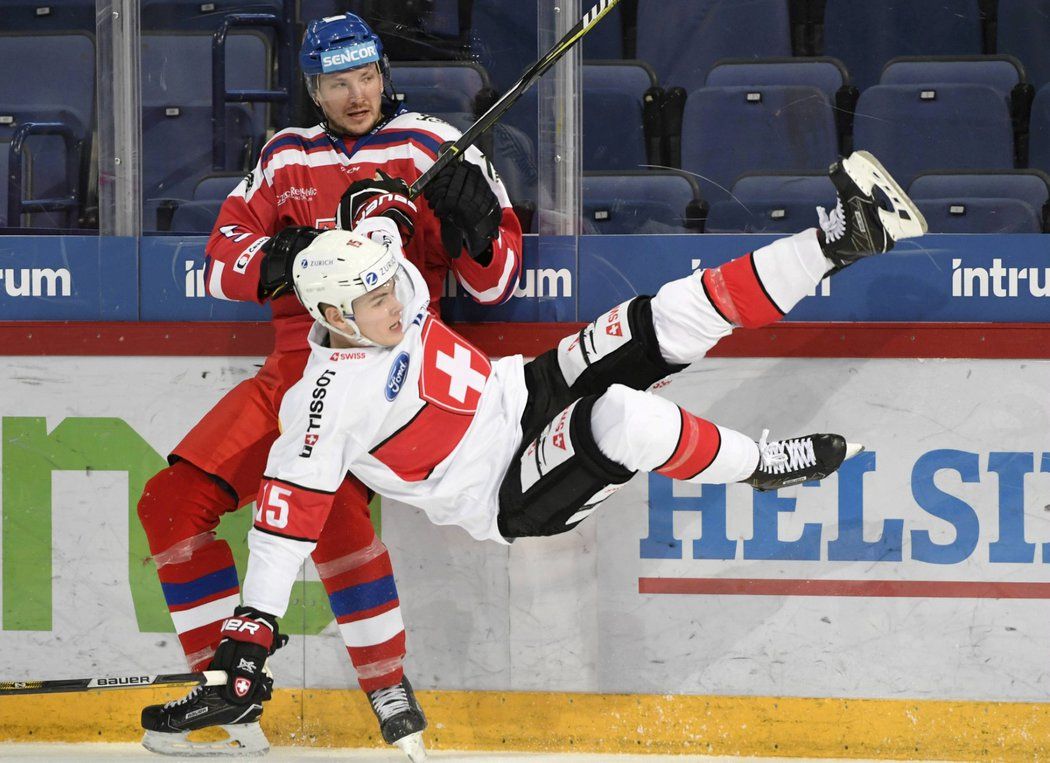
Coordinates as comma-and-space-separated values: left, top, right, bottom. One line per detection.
818, 150, 927, 274
140, 677, 271, 757
743, 429, 864, 492
368, 676, 428, 762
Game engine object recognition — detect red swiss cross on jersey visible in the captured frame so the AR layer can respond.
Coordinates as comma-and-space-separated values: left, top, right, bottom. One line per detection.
419, 317, 491, 414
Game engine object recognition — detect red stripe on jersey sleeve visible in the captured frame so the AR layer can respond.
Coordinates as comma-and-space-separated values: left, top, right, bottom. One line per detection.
450, 207, 523, 305
656, 408, 722, 481
369, 402, 475, 482
702, 253, 785, 329
254, 478, 334, 541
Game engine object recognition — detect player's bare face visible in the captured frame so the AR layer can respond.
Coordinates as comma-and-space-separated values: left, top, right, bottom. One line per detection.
315, 65, 383, 136
350, 279, 404, 347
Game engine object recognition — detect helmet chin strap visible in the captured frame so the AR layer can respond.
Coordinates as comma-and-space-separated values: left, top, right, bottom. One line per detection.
319, 313, 384, 348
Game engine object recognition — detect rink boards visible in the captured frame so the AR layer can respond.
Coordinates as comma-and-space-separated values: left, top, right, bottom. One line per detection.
0, 350, 1049, 758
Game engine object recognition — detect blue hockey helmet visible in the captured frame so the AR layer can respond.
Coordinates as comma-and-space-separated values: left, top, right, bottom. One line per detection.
300, 13, 391, 94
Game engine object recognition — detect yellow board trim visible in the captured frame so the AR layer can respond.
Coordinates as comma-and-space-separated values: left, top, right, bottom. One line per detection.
1, 689, 1048, 760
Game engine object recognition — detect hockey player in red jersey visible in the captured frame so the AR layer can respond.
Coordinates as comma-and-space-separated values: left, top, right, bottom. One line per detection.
203, 151, 925, 759
137, 11, 522, 758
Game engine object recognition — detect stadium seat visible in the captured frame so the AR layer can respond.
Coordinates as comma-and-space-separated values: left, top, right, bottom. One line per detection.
141, 33, 270, 212
470, 1, 536, 95
705, 56, 858, 144
635, 0, 791, 93
0, 0, 95, 33
1028, 85, 1050, 175
910, 169, 1050, 231
192, 173, 244, 201
391, 62, 491, 117
997, 0, 1050, 90
706, 57, 851, 105
852, 84, 1014, 188
471, 0, 624, 94
582, 171, 704, 234
497, 62, 655, 173
169, 200, 224, 234
910, 170, 1050, 211
704, 173, 834, 233
583, 62, 657, 171
916, 198, 1041, 233
141, 0, 283, 32
880, 56, 1028, 101
823, 0, 985, 91
679, 85, 838, 203
0, 33, 94, 229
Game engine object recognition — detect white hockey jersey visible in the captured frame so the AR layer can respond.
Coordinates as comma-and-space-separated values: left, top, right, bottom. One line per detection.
243, 257, 528, 616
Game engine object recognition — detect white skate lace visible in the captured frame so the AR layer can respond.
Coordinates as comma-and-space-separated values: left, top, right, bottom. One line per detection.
817, 199, 846, 243
163, 685, 203, 709
370, 684, 412, 723
757, 429, 816, 475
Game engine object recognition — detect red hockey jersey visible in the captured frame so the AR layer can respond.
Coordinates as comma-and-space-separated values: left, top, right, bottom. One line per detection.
204, 113, 523, 351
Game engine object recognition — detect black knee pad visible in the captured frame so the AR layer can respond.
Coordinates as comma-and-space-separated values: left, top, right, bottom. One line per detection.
498, 395, 635, 539
556, 296, 686, 399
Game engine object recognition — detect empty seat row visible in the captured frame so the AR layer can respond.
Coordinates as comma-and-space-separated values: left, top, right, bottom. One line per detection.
706, 170, 1050, 234
160, 166, 1050, 236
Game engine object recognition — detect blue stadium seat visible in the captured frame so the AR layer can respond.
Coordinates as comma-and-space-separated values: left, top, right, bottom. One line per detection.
0, 33, 94, 228
141, 0, 283, 31
916, 198, 1041, 232
582, 3, 624, 60
636, 0, 791, 93
852, 84, 1014, 188
880, 56, 1027, 100
706, 57, 851, 105
0, 0, 95, 33
470, 1, 535, 95
193, 173, 244, 201
391, 62, 491, 117
299, 0, 461, 39
142, 105, 256, 206
705, 173, 833, 233
141, 33, 269, 209
680, 85, 838, 203
1028, 85, 1050, 175
997, 0, 1050, 90
471, 0, 624, 94
498, 62, 654, 172
910, 170, 1050, 231
169, 200, 223, 233
909, 170, 1050, 211
824, 0, 984, 91
582, 171, 703, 234
583, 62, 657, 170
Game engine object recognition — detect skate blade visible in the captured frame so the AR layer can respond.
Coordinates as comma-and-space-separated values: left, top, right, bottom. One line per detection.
141, 722, 269, 757
844, 442, 865, 461
842, 150, 928, 240
394, 730, 428, 762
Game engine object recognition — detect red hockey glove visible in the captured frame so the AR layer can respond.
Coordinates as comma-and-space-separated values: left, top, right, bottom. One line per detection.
337, 170, 417, 246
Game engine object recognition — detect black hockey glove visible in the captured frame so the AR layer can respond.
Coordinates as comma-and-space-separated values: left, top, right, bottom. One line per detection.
422, 148, 502, 264
211, 606, 288, 705
337, 170, 417, 245
258, 225, 324, 301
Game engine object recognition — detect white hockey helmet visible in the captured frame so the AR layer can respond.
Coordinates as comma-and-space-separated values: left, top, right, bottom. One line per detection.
291, 228, 403, 346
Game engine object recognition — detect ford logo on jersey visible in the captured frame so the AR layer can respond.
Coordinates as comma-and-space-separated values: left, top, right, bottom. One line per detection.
320, 42, 380, 73
386, 352, 410, 401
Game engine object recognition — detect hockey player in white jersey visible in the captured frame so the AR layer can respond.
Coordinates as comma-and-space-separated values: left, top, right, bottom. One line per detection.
215, 151, 924, 757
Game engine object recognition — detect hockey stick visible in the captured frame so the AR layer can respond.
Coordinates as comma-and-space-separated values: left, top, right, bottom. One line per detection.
0, 670, 227, 696
406, 0, 621, 199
